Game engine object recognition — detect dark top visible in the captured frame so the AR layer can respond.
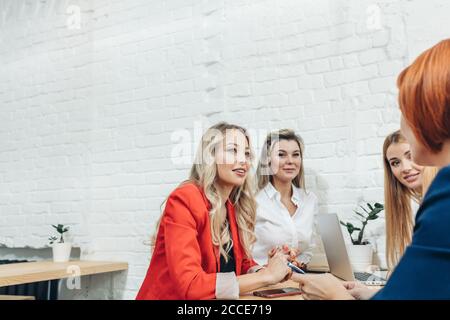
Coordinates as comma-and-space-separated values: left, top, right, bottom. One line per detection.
220, 223, 236, 273
372, 164, 450, 299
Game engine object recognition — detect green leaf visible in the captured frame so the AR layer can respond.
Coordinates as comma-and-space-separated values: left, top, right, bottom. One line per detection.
374, 203, 384, 209
359, 206, 369, 214
370, 208, 383, 216
353, 210, 366, 219
367, 203, 374, 211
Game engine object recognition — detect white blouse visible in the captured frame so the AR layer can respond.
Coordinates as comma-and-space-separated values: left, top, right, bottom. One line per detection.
252, 182, 319, 266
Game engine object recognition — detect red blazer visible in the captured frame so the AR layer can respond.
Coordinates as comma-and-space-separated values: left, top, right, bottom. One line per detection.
136, 182, 258, 300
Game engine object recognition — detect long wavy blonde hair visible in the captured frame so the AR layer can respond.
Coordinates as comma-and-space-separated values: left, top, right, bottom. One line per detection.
383, 131, 421, 270
189, 122, 257, 262
256, 129, 306, 192
152, 122, 257, 263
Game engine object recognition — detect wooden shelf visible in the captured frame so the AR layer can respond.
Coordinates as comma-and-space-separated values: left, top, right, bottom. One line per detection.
0, 260, 128, 287
0, 295, 35, 300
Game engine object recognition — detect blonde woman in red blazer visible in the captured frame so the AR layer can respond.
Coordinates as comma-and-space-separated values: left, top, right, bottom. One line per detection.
136, 122, 291, 300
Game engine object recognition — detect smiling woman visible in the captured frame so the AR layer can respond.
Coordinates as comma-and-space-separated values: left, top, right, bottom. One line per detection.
383, 130, 424, 271
253, 129, 318, 270
136, 122, 291, 300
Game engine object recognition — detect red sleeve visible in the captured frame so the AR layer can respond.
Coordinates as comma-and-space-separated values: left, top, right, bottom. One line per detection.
163, 191, 216, 300
241, 256, 259, 274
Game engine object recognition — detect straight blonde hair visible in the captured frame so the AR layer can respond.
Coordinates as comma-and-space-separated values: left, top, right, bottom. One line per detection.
383, 131, 420, 270
256, 129, 306, 192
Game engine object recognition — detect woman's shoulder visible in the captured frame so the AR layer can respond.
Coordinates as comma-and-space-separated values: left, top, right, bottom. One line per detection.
423, 165, 450, 201
434, 165, 450, 186
168, 181, 208, 208
414, 165, 450, 242
164, 182, 210, 225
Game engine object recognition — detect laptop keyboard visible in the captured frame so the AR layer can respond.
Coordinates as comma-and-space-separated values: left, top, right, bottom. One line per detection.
354, 272, 386, 282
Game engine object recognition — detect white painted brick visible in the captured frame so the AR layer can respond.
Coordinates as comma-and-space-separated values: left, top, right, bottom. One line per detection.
288, 90, 313, 105
329, 56, 344, 70
274, 23, 300, 38
342, 53, 360, 68
280, 35, 306, 52
307, 143, 336, 158
329, 23, 354, 40
373, 30, 390, 47
358, 48, 386, 65
314, 87, 341, 102
378, 60, 404, 77
356, 110, 383, 125
358, 93, 388, 110
298, 16, 329, 32
297, 115, 322, 131
323, 113, 350, 128
297, 74, 324, 89
324, 65, 378, 87
227, 83, 251, 97
314, 42, 341, 60
369, 76, 397, 93
306, 58, 331, 74
279, 64, 306, 78
261, 94, 288, 108
305, 29, 330, 47
338, 37, 372, 54
341, 81, 370, 97
354, 123, 379, 139
282, 47, 315, 64
304, 102, 331, 117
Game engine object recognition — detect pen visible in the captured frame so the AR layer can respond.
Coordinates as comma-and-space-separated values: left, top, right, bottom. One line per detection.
287, 261, 306, 274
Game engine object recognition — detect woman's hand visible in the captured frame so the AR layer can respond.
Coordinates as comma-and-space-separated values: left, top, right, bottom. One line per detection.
268, 245, 300, 260
343, 281, 378, 300
291, 273, 354, 300
268, 245, 307, 272
260, 251, 292, 285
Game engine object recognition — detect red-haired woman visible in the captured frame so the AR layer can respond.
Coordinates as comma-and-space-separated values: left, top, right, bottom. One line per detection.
291, 39, 450, 300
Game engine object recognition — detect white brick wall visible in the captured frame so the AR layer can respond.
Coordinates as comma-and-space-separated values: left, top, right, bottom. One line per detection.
0, 0, 449, 299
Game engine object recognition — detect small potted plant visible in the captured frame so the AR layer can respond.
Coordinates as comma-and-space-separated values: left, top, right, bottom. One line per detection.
340, 202, 384, 272
49, 224, 72, 263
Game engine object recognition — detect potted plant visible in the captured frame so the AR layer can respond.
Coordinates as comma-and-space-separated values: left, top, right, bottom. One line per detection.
340, 202, 384, 272
49, 224, 72, 263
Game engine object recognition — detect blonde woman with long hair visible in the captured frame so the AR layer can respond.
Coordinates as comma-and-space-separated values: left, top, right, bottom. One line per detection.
136, 122, 291, 300
382, 130, 438, 270
253, 129, 318, 270
310, 130, 437, 300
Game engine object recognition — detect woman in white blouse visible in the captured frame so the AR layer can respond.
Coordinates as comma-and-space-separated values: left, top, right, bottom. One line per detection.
253, 129, 318, 269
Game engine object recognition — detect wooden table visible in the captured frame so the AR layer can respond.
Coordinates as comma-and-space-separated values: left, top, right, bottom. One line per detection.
0, 295, 35, 300
0, 260, 128, 288
240, 280, 304, 300
239, 274, 383, 300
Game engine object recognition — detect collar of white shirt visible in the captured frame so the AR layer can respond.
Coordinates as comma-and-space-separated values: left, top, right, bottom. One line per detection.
264, 182, 301, 207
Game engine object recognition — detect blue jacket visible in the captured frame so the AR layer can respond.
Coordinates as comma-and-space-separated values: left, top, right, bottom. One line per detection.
372, 165, 450, 299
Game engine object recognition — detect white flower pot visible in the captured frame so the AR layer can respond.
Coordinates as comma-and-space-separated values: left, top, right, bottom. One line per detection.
346, 244, 373, 272
52, 243, 72, 262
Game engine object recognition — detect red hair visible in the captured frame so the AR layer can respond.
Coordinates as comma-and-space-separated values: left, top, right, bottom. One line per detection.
397, 39, 450, 152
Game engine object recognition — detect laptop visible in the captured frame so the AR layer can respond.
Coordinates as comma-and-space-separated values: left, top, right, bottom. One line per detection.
316, 213, 387, 286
